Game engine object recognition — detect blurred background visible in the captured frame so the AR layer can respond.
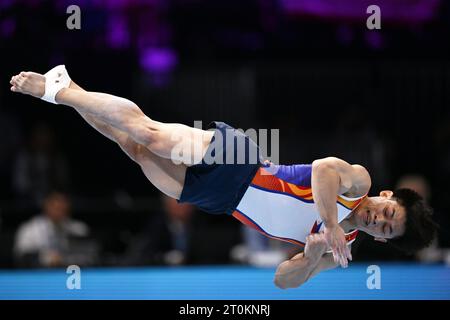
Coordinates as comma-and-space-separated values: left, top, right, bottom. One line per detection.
0, 0, 450, 274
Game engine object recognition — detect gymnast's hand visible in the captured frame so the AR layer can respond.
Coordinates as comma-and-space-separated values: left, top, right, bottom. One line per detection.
304, 233, 329, 262
323, 223, 352, 268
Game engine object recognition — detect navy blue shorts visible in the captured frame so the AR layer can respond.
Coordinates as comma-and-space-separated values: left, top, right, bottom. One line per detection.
178, 121, 263, 215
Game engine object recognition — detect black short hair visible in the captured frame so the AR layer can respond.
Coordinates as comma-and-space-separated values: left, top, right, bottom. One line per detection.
388, 188, 439, 254
44, 189, 69, 199
41, 189, 71, 207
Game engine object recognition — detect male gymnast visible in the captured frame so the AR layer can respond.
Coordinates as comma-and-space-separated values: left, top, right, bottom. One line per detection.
10, 65, 438, 289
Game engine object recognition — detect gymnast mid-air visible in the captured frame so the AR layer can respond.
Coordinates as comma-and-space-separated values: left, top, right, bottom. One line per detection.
10, 65, 438, 289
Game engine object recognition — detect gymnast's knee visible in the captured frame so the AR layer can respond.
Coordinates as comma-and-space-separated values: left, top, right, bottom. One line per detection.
128, 116, 161, 146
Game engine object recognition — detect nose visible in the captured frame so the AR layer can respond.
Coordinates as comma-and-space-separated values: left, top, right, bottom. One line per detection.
373, 214, 384, 225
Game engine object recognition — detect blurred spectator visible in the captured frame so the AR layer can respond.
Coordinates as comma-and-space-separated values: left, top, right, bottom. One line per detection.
396, 174, 443, 263
13, 191, 97, 268
122, 194, 195, 266
0, 110, 22, 200
12, 123, 70, 206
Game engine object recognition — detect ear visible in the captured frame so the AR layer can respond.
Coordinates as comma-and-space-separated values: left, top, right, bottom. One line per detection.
374, 237, 387, 243
379, 190, 393, 198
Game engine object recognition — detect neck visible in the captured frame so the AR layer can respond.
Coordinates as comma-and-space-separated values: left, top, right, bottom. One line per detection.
344, 213, 357, 230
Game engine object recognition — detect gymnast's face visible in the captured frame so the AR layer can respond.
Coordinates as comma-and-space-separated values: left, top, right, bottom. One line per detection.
352, 190, 407, 241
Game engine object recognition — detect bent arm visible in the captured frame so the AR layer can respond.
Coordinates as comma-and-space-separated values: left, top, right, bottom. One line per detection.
274, 252, 337, 289
311, 157, 371, 227
308, 252, 339, 278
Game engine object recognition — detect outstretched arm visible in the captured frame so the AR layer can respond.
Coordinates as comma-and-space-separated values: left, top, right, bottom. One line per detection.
311, 157, 370, 267
274, 234, 338, 289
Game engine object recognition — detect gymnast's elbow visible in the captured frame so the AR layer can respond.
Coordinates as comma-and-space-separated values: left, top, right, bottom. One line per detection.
274, 276, 288, 289
274, 274, 306, 289
274, 267, 307, 289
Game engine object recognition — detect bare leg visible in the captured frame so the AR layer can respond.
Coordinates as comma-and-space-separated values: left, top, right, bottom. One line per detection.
66, 81, 188, 199
68, 81, 141, 161
11, 72, 206, 199
55, 89, 214, 166
10, 70, 214, 166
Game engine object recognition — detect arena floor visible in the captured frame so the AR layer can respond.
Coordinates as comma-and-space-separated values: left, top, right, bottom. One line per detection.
0, 263, 449, 300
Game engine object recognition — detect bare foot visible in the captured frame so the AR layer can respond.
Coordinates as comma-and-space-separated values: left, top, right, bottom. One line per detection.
10, 71, 46, 98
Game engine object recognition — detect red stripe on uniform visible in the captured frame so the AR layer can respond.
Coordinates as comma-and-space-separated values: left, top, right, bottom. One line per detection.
232, 210, 305, 247
345, 229, 359, 242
